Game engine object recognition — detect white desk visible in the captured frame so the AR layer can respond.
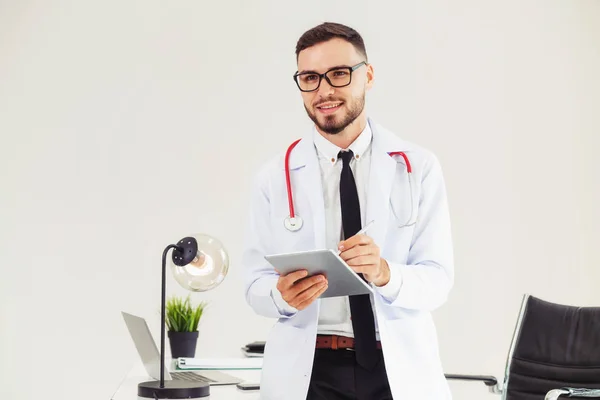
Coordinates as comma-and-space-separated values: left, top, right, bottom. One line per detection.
111, 362, 262, 400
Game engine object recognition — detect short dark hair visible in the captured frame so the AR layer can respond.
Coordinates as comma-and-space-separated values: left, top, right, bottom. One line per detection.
295, 22, 368, 62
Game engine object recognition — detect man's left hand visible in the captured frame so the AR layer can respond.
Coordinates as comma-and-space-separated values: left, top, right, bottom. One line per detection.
338, 234, 390, 287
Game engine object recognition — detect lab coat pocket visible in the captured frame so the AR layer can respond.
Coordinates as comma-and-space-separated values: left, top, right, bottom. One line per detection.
385, 313, 440, 369
384, 314, 449, 399
262, 322, 306, 370
260, 323, 309, 397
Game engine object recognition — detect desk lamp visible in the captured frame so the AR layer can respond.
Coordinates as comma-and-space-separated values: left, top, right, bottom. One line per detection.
138, 234, 229, 399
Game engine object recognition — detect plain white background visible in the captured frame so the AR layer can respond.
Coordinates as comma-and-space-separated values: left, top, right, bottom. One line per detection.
1, 1, 599, 399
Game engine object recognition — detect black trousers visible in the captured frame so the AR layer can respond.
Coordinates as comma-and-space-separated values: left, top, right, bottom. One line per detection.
306, 349, 393, 400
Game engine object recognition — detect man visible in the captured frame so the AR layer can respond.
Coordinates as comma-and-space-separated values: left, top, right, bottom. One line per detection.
242, 22, 454, 400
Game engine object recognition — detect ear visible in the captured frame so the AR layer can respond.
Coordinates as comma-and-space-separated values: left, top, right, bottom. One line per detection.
365, 63, 374, 90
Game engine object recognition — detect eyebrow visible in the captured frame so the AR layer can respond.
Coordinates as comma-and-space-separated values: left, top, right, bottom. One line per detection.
297, 64, 352, 75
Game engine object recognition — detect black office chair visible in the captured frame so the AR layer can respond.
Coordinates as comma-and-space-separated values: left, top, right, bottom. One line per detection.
445, 294, 600, 399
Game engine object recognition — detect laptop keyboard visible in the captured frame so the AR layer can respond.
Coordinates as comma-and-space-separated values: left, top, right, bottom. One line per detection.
171, 372, 214, 383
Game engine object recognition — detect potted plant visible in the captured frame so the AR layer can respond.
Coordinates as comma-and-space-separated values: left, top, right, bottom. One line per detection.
165, 295, 207, 358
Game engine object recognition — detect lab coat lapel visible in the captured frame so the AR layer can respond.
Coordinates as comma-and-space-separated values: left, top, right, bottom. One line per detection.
365, 119, 398, 248
287, 134, 327, 250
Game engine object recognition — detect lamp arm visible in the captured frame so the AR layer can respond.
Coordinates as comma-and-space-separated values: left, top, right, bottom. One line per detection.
160, 244, 181, 388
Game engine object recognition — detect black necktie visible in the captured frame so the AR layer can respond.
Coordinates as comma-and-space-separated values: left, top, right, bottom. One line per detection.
338, 150, 379, 370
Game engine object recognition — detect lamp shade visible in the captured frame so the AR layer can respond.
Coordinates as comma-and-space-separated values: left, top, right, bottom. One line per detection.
170, 234, 229, 292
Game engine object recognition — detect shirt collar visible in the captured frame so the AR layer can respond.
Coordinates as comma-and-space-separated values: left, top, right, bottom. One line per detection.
313, 122, 372, 165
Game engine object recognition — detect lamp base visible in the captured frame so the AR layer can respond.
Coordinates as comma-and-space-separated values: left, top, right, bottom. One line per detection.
138, 380, 209, 398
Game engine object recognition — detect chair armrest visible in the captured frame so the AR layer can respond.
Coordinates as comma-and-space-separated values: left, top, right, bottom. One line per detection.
444, 374, 501, 394
545, 388, 600, 400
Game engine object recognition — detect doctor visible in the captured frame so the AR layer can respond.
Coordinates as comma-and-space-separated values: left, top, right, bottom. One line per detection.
242, 22, 454, 400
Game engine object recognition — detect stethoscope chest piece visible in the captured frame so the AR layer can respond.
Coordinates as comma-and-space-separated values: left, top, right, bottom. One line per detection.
284, 215, 303, 232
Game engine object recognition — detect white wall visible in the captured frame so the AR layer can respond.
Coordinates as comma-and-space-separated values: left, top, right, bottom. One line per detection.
1, 1, 598, 399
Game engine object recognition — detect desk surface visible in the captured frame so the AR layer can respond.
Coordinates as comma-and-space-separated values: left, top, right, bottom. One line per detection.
111, 362, 261, 400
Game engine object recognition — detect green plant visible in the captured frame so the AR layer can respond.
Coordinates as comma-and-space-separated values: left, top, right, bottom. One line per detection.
165, 295, 207, 332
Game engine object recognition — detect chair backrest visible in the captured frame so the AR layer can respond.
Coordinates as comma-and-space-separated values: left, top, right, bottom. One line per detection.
503, 294, 600, 400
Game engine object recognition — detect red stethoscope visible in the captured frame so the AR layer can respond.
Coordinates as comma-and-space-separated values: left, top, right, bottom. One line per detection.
283, 139, 417, 232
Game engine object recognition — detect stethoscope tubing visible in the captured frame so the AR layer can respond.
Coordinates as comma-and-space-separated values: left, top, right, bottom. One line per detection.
283, 141, 416, 231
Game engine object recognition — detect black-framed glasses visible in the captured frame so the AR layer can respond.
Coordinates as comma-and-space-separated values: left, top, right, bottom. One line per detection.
293, 61, 367, 92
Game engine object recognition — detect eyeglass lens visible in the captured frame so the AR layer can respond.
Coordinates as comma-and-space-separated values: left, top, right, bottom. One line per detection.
296, 68, 351, 91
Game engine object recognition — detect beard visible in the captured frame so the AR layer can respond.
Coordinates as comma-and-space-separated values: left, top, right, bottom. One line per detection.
304, 92, 365, 135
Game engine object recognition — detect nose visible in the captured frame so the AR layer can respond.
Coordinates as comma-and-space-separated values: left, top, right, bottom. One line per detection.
316, 77, 335, 98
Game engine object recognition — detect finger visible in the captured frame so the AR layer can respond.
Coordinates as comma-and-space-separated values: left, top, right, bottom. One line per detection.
349, 264, 375, 275
339, 244, 374, 261
292, 279, 327, 306
290, 274, 327, 296
281, 275, 325, 303
345, 255, 377, 267
338, 234, 373, 253
288, 280, 324, 308
277, 270, 307, 292
280, 270, 309, 288
294, 282, 328, 309
295, 287, 327, 310
283, 275, 326, 304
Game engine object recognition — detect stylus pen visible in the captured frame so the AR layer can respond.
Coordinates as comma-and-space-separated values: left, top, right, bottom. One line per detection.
337, 220, 375, 254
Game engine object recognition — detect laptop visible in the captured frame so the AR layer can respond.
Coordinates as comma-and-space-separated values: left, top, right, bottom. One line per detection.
121, 311, 243, 386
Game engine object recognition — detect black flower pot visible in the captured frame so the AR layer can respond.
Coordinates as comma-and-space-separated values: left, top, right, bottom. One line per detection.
168, 331, 199, 358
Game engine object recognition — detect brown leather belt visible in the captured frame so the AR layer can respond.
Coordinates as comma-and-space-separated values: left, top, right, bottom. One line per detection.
316, 335, 382, 350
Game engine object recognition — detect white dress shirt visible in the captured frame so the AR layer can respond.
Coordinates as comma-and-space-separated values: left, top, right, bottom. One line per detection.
270, 122, 402, 340
312, 123, 383, 340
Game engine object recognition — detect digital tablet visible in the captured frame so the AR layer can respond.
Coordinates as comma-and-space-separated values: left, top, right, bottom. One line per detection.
264, 249, 374, 298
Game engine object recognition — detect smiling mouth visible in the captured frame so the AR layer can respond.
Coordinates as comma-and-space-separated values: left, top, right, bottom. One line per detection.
316, 102, 343, 114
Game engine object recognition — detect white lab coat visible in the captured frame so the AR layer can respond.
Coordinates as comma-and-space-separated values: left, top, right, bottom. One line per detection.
242, 118, 454, 400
